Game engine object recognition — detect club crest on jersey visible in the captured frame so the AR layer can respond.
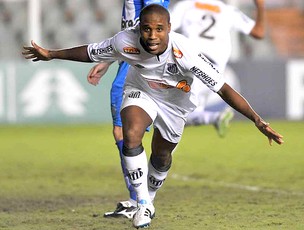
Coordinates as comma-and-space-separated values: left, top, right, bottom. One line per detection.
123, 47, 140, 54
166, 63, 179, 75
173, 48, 183, 58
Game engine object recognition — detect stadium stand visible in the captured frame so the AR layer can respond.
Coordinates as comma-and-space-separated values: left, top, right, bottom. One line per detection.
0, 0, 303, 60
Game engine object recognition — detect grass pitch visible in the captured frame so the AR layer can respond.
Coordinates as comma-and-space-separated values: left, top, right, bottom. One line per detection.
0, 121, 303, 230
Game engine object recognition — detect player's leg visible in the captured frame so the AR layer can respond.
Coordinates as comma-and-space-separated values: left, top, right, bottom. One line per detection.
131, 127, 177, 229
131, 101, 182, 228
120, 88, 159, 228
104, 62, 138, 219
147, 128, 177, 202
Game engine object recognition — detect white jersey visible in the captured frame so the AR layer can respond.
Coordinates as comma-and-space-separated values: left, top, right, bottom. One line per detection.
170, 0, 255, 71
87, 26, 225, 117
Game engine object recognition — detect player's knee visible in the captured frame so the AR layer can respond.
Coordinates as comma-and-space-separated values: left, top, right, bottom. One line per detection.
122, 144, 144, 157
150, 152, 172, 172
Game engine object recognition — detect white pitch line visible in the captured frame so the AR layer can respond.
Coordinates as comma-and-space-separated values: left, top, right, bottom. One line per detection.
170, 174, 304, 196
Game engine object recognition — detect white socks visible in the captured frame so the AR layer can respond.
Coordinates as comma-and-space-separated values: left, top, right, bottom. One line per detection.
123, 150, 151, 204
123, 149, 170, 205
147, 159, 169, 202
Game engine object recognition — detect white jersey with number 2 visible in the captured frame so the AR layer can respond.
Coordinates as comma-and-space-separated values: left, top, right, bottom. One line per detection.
170, 0, 255, 72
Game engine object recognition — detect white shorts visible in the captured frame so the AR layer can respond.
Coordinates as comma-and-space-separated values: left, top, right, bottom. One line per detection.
121, 87, 186, 143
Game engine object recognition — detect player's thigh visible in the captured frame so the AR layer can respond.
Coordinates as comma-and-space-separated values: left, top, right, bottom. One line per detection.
121, 87, 157, 147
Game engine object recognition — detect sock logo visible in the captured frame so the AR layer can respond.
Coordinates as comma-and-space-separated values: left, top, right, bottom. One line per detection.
148, 175, 165, 190
127, 168, 143, 181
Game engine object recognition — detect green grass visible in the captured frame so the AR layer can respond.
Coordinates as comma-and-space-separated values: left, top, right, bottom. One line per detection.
0, 121, 303, 230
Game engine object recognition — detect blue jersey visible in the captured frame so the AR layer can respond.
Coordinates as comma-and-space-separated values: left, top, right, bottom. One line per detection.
111, 0, 170, 127
121, 0, 170, 30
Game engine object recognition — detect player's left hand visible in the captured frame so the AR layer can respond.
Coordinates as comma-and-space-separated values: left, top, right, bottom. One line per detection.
87, 62, 111, 86
22, 40, 52, 62
255, 119, 284, 145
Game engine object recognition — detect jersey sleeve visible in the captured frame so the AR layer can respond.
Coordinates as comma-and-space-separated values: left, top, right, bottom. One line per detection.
230, 6, 255, 35
173, 33, 225, 92
190, 53, 225, 93
87, 36, 119, 63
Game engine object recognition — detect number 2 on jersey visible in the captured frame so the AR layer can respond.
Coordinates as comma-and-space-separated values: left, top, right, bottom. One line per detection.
200, 14, 216, 39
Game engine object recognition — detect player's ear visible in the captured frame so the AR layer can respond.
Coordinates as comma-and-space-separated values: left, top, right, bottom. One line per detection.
168, 22, 171, 32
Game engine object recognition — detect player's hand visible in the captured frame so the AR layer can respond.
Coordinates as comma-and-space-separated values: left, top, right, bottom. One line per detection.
255, 119, 284, 145
87, 62, 111, 86
22, 40, 52, 62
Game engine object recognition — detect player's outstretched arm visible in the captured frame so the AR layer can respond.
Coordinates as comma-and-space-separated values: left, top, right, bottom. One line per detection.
250, 0, 265, 39
87, 62, 112, 86
217, 83, 284, 145
22, 40, 92, 62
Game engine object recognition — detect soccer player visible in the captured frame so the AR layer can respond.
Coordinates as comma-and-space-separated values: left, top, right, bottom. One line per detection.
87, 0, 170, 219
22, 4, 283, 229
170, 0, 265, 137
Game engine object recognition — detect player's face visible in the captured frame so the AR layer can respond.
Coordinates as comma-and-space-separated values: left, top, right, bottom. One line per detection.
139, 13, 171, 55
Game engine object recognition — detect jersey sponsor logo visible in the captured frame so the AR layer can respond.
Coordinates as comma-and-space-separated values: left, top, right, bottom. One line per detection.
91, 45, 113, 55
190, 66, 218, 87
123, 47, 140, 54
176, 80, 191, 93
195, 2, 221, 13
127, 168, 143, 181
198, 53, 219, 73
128, 91, 141, 98
147, 79, 190, 93
173, 48, 183, 58
121, 18, 139, 30
148, 81, 172, 90
166, 63, 179, 75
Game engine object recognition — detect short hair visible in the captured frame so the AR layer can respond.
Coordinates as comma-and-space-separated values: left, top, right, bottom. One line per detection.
139, 4, 170, 23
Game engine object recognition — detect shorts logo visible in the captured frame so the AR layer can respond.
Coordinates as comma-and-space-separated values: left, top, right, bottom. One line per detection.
170, 132, 180, 138
123, 47, 140, 54
127, 168, 143, 181
135, 64, 145, 69
173, 48, 183, 58
166, 63, 179, 75
128, 91, 141, 98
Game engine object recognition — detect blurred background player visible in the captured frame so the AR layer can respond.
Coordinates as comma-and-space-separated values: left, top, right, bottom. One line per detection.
87, 0, 170, 219
170, 0, 265, 137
